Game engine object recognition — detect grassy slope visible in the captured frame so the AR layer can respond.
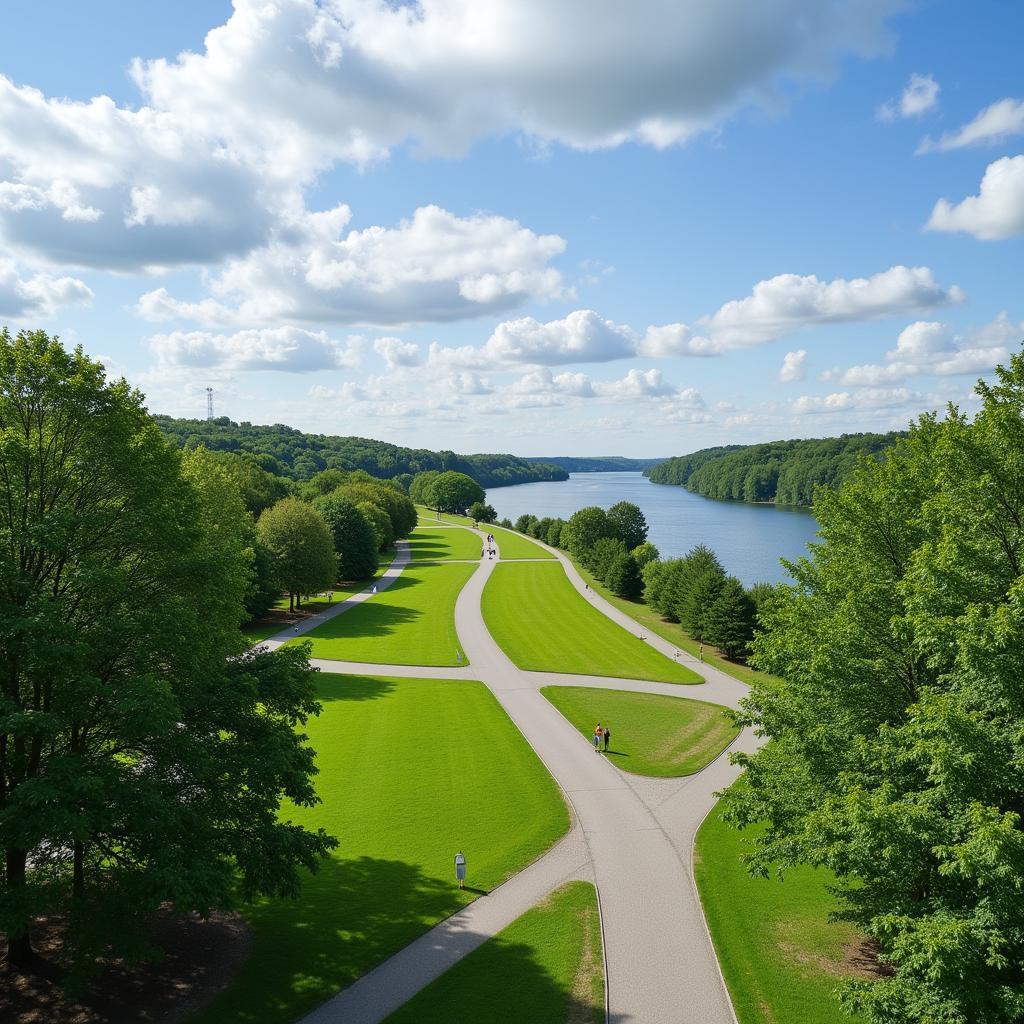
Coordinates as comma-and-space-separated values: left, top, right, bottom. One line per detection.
482, 562, 700, 684
415, 505, 475, 527
541, 686, 738, 777
194, 674, 569, 1024
695, 786, 868, 1024
490, 525, 554, 560
287, 561, 475, 665
570, 556, 767, 686
408, 526, 481, 561
384, 881, 603, 1024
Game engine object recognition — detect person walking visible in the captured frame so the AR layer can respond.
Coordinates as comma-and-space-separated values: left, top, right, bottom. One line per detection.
593, 724, 603, 752
603, 725, 611, 752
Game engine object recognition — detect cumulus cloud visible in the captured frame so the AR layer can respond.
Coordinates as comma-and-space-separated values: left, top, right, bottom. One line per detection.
792, 386, 916, 415
829, 314, 1019, 387
878, 73, 939, 122
593, 368, 678, 399
0, 259, 93, 318
148, 326, 364, 372
374, 336, 420, 368
778, 349, 807, 382
926, 155, 1024, 240
701, 265, 963, 347
918, 98, 1024, 153
139, 204, 566, 327
636, 323, 719, 357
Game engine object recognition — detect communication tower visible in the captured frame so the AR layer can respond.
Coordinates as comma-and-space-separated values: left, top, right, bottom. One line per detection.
206, 387, 214, 420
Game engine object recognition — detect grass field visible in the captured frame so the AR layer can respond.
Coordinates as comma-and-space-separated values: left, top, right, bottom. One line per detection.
695, 783, 869, 1024
287, 561, 475, 665
408, 526, 481, 561
490, 525, 554, 560
570, 557, 769, 686
384, 881, 603, 1024
415, 505, 475, 527
194, 674, 569, 1024
482, 562, 700, 684
541, 686, 738, 777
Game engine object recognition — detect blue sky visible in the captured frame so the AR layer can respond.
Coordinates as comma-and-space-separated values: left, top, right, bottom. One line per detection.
1, 0, 1022, 456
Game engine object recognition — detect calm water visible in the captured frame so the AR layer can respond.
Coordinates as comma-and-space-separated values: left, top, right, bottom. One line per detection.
486, 472, 818, 586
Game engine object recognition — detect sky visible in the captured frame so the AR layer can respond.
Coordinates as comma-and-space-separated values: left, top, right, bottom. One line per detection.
1, 0, 1022, 457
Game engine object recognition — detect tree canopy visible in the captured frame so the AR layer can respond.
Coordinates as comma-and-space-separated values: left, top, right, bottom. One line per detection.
724, 350, 1024, 1024
256, 498, 337, 610
0, 329, 335, 980
311, 493, 379, 581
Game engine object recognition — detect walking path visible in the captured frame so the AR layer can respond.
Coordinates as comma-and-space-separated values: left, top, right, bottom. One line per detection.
297, 527, 755, 1024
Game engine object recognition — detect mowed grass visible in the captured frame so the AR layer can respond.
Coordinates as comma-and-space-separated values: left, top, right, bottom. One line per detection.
415, 504, 475, 527
384, 882, 603, 1024
482, 562, 700, 684
490, 525, 554, 560
194, 674, 570, 1024
287, 561, 475, 665
541, 686, 738, 777
695, 782, 869, 1024
408, 526, 481, 561
570, 557, 770, 686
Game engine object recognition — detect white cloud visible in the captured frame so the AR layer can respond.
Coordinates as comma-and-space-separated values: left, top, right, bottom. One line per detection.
141, 204, 566, 327
829, 314, 1018, 387
636, 323, 719, 357
926, 155, 1024, 240
593, 368, 678, 399
0, 259, 93, 318
778, 349, 807, 382
878, 73, 939, 122
918, 98, 1024, 153
792, 387, 916, 415
702, 265, 962, 347
374, 336, 420, 368
148, 326, 364, 372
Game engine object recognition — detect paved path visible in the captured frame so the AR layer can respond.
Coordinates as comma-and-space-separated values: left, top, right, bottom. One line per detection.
299, 527, 754, 1024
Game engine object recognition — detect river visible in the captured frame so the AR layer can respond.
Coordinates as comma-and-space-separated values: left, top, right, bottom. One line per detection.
486, 472, 818, 586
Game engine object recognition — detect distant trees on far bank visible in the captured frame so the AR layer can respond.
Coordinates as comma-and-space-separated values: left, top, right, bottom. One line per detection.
647, 433, 901, 506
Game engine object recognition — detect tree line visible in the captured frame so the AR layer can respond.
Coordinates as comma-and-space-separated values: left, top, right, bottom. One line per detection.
647, 433, 901, 505
155, 414, 568, 488
498, 503, 765, 660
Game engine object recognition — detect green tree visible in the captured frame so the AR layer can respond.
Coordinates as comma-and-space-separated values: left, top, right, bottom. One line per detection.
587, 536, 627, 579
337, 482, 417, 539
606, 552, 643, 599
256, 498, 337, 610
409, 470, 441, 507
428, 471, 485, 514
563, 506, 614, 559
207, 450, 292, 517
630, 541, 660, 568
675, 568, 725, 640
245, 539, 279, 620
515, 513, 539, 534
312, 493, 379, 581
724, 350, 1024, 1024
0, 330, 335, 979
357, 500, 394, 551
607, 501, 648, 550
468, 501, 497, 524
702, 576, 755, 658
546, 520, 565, 548
302, 467, 349, 499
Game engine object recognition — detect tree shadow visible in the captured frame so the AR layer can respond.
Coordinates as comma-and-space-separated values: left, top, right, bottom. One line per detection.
313, 675, 398, 703
307, 600, 422, 642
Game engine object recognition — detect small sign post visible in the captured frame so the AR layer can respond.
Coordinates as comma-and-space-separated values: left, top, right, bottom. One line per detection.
454, 851, 466, 889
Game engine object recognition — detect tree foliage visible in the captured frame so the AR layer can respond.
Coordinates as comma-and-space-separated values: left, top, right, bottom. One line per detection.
0, 329, 336, 979
427, 471, 485, 514
563, 506, 615, 558
311, 493, 379, 581
724, 350, 1024, 1024
468, 501, 497, 524
335, 481, 416, 540
607, 501, 648, 550
256, 498, 337, 609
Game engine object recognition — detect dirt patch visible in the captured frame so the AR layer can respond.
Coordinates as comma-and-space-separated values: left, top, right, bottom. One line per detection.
1, 909, 251, 1024
777, 932, 889, 981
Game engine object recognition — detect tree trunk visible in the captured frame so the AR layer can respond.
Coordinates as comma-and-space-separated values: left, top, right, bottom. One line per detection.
289, 591, 294, 612
73, 840, 84, 899
5, 847, 34, 967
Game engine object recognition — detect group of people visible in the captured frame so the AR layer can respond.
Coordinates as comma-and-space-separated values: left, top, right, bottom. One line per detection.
592, 722, 612, 752
482, 533, 497, 559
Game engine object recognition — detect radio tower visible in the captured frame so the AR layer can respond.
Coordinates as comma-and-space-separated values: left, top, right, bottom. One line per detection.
206, 387, 214, 421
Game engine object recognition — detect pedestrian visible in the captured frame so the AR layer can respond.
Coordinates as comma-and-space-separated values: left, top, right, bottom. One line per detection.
457, 650, 462, 665
699, 643, 704, 662
372, 583, 377, 594
593, 724, 602, 752
328, 591, 334, 604
603, 725, 611, 752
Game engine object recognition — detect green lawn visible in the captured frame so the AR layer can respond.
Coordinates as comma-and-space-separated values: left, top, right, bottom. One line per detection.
570, 556, 769, 686
541, 686, 738, 777
695, 782, 869, 1024
490, 525, 554, 560
482, 562, 700, 684
240, 560, 393, 644
194, 674, 570, 1024
287, 561, 475, 665
408, 526, 481, 561
385, 881, 603, 1024
415, 504, 476, 527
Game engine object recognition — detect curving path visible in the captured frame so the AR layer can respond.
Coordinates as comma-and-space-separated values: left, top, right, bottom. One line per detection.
295, 528, 756, 1024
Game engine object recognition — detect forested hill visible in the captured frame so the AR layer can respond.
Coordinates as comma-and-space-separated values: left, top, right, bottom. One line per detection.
154, 416, 568, 488
528, 456, 665, 472
647, 433, 901, 506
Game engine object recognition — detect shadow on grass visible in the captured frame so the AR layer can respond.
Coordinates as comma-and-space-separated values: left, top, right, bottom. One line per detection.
314, 675, 398, 704
305, 579, 424, 642
200, 856, 469, 1024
